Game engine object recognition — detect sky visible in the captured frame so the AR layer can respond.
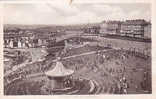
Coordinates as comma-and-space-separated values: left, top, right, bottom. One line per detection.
3, 3, 151, 25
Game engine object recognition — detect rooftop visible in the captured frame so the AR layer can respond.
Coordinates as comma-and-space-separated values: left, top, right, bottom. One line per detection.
45, 58, 74, 77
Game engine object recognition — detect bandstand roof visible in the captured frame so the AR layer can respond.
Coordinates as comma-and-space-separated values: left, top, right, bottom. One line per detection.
45, 61, 74, 77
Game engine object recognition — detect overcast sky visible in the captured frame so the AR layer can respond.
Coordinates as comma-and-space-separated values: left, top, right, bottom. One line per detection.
3, 3, 151, 25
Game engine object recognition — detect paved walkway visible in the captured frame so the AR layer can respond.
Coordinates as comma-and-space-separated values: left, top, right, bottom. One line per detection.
5, 47, 112, 77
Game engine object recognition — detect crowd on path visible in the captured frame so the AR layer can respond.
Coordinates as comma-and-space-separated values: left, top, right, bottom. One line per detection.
4, 45, 151, 94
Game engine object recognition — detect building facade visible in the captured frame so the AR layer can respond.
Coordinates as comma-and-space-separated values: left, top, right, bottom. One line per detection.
99, 19, 151, 38
84, 25, 100, 34
106, 21, 122, 35
144, 22, 151, 38
120, 19, 149, 38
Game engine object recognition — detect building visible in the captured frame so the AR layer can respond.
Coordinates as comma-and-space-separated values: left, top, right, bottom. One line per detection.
46, 31, 57, 47
4, 31, 32, 48
84, 25, 100, 34
144, 22, 151, 38
120, 19, 149, 38
4, 29, 57, 48
99, 21, 108, 35
34, 31, 57, 47
106, 21, 122, 35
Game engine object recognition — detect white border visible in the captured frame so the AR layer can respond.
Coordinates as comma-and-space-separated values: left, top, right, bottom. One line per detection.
0, 0, 156, 99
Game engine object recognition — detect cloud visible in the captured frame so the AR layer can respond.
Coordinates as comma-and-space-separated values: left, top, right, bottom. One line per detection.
64, 11, 100, 24
3, 3, 151, 25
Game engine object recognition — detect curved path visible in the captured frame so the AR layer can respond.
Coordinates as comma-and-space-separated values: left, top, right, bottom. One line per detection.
5, 75, 104, 95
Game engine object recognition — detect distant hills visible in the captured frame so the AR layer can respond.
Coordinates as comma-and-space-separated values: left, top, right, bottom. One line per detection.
4, 23, 101, 32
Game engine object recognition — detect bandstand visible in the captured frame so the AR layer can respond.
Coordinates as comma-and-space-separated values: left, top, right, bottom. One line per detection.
45, 58, 74, 92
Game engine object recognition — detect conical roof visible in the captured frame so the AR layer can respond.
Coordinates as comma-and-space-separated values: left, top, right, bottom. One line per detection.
45, 60, 74, 77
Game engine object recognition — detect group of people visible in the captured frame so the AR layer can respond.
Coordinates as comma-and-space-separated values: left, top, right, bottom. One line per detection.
68, 48, 151, 94
4, 43, 151, 94
103, 49, 150, 93
4, 60, 50, 86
